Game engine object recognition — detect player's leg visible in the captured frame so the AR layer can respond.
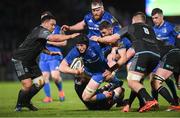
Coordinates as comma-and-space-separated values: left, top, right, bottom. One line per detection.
12, 59, 44, 111
39, 60, 52, 103
49, 60, 65, 101
165, 77, 179, 105
152, 68, 180, 111
82, 74, 111, 102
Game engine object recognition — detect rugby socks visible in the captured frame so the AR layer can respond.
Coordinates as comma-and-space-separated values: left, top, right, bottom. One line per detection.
137, 88, 153, 102
129, 90, 144, 107
55, 81, 62, 91
96, 93, 106, 101
43, 83, 51, 97
128, 90, 137, 106
157, 86, 177, 105
151, 89, 159, 101
165, 79, 178, 99
27, 84, 44, 103
16, 90, 28, 106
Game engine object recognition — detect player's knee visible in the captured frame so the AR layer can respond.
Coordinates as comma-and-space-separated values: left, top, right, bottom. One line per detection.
33, 76, 45, 88
152, 74, 165, 90
21, 79, 32, 91
82, 86, 96, 102
82, 94, 91, 102
52, 75, 61, 82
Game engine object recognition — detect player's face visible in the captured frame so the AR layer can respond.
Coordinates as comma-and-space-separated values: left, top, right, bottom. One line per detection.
100, 27, 113, 37
46, 19, 56, 32
152, 13, 163, 26
76, 44, 87, 53
92, 7, 104, 20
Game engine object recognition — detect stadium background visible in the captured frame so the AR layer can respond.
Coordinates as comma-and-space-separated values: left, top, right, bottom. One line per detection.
0, 0, 180, 81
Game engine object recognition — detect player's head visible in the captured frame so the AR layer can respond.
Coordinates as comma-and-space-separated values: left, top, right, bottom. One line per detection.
76, 34, 89, 53
151, 8, 164, 26
41, 11, 56, 32
91, 0, 104, 20
99, 20, 113, 37
132, 12, 146, 24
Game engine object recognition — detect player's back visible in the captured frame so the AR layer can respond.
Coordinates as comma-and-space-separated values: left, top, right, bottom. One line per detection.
127, 23, 159, 54
13, 26, 49, 63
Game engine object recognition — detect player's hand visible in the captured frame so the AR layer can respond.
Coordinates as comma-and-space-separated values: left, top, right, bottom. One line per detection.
103, 91, 113, 98
70, 33, 80, 39
61, 25, 70, 31
50, 51, 62, 55
90, 36, 100, 42
75, 66, 84, 75
103, 70, 112, 78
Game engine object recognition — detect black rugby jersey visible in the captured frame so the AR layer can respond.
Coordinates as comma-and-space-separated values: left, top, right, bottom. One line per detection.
13, 26, 51, 64
119, 23, 159, 54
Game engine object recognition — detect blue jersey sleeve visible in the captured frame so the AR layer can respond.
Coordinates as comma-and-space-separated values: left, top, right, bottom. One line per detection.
65, 47, 80, 65
170, 24, 179, 38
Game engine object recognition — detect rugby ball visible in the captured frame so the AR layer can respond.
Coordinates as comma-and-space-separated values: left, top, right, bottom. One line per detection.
70, 57, 84, 69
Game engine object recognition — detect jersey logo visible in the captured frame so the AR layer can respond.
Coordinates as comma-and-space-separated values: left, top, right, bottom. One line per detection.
88, 19, 93, 23
162, 28, 167, 33
143, 27, 150, 34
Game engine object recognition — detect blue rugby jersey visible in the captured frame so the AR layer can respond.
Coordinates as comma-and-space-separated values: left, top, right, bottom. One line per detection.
65, 45, 109, 74
84, 11, 120, 47
153, 21, 179, 46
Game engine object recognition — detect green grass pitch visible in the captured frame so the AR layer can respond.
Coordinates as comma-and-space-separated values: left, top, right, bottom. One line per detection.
0, 80, 180, 117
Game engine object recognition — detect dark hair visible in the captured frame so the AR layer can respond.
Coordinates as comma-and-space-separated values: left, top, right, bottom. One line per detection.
41, 11, 56, 23
133, 12, 146, 22
99, 20, 112, 30
76, 34, 89, 46
151, 8, 163, 16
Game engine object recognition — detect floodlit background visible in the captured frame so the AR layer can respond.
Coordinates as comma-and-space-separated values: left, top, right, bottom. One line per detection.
0, 0, 180, 81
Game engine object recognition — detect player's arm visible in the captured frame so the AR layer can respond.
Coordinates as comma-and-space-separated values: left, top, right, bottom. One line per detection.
47, 40, 67, 46
91, 33, 120, 45
47, 33, 80, 42
59, 59, 81, 75
116, 48, 127, 67
61, 20, 86, 31
42, 48, 61, 55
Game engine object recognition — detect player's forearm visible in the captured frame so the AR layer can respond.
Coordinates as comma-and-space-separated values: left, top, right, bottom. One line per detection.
48, 34, 72, 42
69, 20, 85, 31
97, 34, 120, 44
59, 61, 78, 75
47, 40, 67, 46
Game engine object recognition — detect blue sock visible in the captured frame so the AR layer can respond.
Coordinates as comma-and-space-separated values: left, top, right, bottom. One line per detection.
55, 81, 62, 91
96, 93, 106, 101
43, 83, 51, 97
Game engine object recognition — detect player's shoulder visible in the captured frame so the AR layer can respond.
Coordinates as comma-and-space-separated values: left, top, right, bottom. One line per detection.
164, 21, 175, 28
84, 12, 93, 20
102, 11, 113, 19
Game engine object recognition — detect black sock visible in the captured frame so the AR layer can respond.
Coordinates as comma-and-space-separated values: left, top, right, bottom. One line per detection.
128, 91, 137, 107
16, 90, 28, 106
165, 79, 178, 99
137, 92, 145, 107
138, 88, 153, 102
151, 89, 159, 100
27, 84, 44, 103
158, 86, 177, 105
